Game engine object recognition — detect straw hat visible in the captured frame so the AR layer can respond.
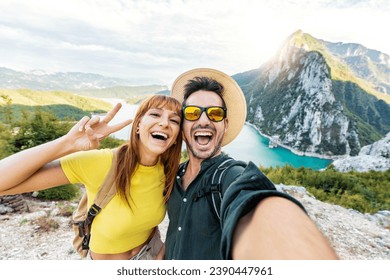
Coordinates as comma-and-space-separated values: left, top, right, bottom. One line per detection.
170, 68, 247, 146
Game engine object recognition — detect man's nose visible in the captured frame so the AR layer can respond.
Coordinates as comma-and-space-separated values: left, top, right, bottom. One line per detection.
197, 110, 210, 125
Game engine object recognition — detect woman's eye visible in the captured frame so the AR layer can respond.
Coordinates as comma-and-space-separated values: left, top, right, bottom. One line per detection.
171, 119, 180, 124
150, 113, 160, 117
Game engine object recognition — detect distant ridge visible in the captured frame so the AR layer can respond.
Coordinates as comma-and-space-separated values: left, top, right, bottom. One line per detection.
75, 85, 169, 100
0, 67, 156, 91
0, 88, 113, 121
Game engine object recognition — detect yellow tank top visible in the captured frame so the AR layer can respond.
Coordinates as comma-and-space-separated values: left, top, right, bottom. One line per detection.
60, 149, 166, 254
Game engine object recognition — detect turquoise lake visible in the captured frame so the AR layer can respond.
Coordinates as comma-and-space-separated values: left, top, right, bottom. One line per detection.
105, 100, 332, 170
223, 125, 332, 170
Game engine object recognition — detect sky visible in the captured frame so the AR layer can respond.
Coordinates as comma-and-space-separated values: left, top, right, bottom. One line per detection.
0, 0, 389, 86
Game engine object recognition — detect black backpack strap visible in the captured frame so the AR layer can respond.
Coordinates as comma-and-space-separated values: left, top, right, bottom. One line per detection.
191, 158, 246, 223
210, 158, 235, 221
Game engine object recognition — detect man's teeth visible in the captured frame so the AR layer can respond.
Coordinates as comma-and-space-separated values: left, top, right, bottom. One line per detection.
194, 132, 212, 137
152, 132, 168, 140
194, 131, 212, 145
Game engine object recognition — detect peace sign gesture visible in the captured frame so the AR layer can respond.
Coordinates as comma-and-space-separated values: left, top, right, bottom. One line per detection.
66, 103, 133, 151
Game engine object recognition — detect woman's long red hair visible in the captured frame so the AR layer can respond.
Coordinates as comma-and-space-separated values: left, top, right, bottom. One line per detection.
114, 95, 182, 205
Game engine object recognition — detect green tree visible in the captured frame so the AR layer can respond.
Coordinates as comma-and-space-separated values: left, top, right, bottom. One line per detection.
0, 122, 13, 159
11, 108, 72, 152
0, 95, 15, 159
0, 94, 14, 124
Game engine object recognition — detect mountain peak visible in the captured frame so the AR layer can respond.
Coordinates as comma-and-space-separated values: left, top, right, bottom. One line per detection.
278, 31, 390, 101
285, 30, 323, 52
291, 29, 304, 36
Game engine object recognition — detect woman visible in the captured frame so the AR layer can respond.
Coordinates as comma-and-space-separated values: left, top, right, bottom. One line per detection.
0, 95, 183, 260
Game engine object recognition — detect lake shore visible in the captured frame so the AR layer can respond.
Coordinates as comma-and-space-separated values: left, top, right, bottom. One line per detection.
246, 122, 341, 161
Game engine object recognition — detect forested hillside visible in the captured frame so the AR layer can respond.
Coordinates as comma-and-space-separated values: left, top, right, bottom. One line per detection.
0, 89, 112, 121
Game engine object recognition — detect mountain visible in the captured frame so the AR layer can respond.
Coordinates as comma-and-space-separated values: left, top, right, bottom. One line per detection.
75, 85, 169, 100
233, 30, 390, 156
322, 40, 390, 95
0, 67, 136, 90
0, 67, 168, 101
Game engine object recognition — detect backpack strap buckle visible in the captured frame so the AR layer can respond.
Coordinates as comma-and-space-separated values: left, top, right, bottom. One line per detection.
88, 204, 101, 217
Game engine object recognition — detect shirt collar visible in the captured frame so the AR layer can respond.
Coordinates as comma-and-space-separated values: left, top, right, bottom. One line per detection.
178, 154, 226, 178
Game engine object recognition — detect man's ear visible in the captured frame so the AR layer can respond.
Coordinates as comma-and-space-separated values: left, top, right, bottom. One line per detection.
224, 118, 229, 134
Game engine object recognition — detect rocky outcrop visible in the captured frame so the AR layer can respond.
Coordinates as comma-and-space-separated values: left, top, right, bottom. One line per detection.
0, 195, 29, 214
0, 187, 388, 260
277, 185, 389, 259
332, 132, 390, 172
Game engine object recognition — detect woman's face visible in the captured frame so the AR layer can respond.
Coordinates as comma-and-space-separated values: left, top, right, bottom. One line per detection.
136, 107, 181, 165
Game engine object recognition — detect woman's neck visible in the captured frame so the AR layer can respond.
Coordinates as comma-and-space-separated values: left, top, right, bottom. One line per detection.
139, 155, 159, 167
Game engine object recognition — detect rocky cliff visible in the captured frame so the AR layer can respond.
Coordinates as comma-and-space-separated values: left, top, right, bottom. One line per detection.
234, 31, 390, 157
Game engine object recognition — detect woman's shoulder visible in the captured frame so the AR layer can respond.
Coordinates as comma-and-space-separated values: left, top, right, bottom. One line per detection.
61, 148, 114, 165
60, 149, 115, 185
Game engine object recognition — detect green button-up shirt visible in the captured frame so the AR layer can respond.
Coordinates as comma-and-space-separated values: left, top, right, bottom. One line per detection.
165, 154, 304, 260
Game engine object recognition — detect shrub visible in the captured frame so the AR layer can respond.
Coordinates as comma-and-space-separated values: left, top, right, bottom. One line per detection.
57, 203, 77, 217
99, 136, 126, 149
36, 184, 80, 200
261, 164, 389, 214
33, 216, 60, 232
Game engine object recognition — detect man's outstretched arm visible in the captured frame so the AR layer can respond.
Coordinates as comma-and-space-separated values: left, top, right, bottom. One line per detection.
232, 196, 339, 260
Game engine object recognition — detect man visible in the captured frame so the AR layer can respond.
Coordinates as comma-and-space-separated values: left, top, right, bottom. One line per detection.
166, 68, 338, 260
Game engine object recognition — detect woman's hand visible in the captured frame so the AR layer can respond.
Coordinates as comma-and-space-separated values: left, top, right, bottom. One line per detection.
0, 103, 133, 193
66, 103, 133, 151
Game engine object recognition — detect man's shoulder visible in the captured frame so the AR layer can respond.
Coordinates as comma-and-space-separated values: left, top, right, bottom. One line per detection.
211, 156, 247, 192
219, 156, 247, 167
209, 154, 246, 169
214, 155, 247, 173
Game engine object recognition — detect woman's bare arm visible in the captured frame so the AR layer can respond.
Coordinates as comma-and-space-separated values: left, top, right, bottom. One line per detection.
0, 103, 132, 195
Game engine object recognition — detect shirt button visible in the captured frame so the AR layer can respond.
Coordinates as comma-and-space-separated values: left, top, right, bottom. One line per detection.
178, 227, 182, 231
176, 176, 180, 179
183, 198, 187, 202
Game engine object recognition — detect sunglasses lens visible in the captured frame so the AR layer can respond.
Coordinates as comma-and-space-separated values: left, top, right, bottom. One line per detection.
207, 107, 225, 122
183, 106, 226, 122
184, 106, 201, 121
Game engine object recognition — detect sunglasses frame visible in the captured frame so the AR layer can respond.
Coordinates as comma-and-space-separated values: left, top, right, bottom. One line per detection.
182, 105, 227, 122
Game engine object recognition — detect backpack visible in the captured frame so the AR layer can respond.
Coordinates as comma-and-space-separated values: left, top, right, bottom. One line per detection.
194, 158, 246, 222
72, 151, 118, 258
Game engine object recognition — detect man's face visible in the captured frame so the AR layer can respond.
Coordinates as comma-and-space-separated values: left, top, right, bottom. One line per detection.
182, 90, 228, 160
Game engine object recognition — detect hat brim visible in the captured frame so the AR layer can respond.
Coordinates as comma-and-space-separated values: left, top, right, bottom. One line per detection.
170, 68, 247, 146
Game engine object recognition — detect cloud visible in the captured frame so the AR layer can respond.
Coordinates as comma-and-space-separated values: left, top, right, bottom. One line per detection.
0, 0, 389, 85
